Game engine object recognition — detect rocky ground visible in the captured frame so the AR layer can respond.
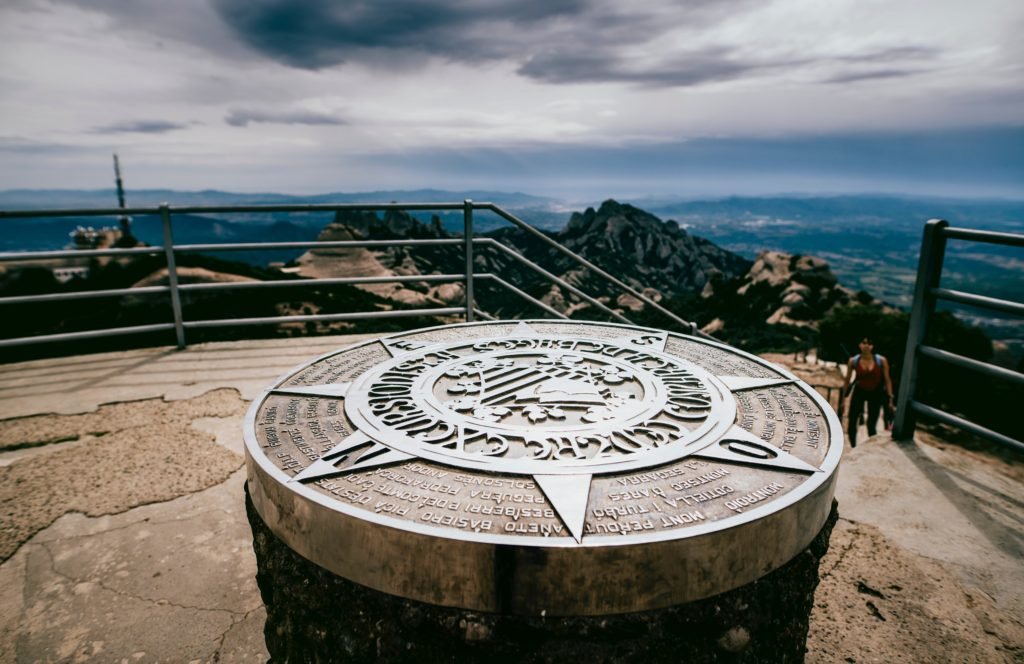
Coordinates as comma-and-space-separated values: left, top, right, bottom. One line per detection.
0, 337, 1020, 662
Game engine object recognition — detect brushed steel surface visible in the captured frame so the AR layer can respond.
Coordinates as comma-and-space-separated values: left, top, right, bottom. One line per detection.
244, 320, 843, 615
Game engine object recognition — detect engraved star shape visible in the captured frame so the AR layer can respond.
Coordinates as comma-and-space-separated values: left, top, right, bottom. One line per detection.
269, 321, 822, 544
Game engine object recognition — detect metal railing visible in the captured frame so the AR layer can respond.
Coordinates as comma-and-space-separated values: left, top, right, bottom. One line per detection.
892, 219, 1024, 453
0, 200, 706, 351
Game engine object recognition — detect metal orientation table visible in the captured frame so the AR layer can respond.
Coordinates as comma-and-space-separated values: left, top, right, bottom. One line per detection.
244, 320, 842, 616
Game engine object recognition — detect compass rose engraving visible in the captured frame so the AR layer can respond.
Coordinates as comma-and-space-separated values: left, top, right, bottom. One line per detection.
267, 321, 821, 543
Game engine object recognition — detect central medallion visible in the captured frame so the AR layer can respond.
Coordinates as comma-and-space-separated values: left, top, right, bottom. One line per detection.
344, 335, 736, 475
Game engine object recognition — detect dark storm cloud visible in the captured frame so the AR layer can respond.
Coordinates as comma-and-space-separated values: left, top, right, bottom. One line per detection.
209, 0, 940, 88
210, 0, 597, 69
41, 0, 749, 82
225, 108, 347, 127
208, 0, 749, 75
92, 120, 190, 134
38, 0, 951, 89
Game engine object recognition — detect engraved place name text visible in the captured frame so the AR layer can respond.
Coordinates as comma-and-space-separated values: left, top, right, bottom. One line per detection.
725, 482, 786, 512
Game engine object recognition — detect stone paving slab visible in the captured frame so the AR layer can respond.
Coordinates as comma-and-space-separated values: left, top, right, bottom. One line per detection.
0, 389, 246, 562
1, 336, 1021, 662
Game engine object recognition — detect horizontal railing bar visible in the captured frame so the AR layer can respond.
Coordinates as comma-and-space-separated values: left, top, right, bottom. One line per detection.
485, 204, 697, 333
477, 273, 569, 320
932, 288, 1024, 316
909, 400, 1023, 453
167, 202, 485, 215
175, 238, 471, 252
182, 307, 465, 329
178, 274, 464, 293
0, 202, 493, 219
942, 226, 1024, 247
918, 345, 1024, 386
0, 206, 169, 218
0, 322, 176, 348
480, 239, 632, 325
0, 285, 170, 305
0, 246, 163, 261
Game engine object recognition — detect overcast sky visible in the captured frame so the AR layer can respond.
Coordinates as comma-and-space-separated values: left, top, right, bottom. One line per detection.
1, 0, 1022, 201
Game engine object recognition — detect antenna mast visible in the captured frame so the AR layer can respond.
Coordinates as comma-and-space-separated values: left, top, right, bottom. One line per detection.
113, 153, 132, 238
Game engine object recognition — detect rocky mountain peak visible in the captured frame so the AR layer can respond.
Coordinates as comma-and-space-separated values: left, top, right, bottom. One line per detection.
564, 200, 683, 242
556, 199, 748, 295
738, 251, 838, 293
729, 250, 854, 327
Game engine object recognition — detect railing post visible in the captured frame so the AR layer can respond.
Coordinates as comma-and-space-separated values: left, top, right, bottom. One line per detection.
893, 219, 948, 440
464, 199, 475, 322
160, 203, 186, 349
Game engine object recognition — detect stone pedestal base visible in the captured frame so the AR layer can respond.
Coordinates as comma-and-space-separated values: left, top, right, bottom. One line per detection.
246, 489, 838, 663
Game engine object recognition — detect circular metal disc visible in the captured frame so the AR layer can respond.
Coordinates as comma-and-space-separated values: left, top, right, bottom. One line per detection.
244, 321, 842, 615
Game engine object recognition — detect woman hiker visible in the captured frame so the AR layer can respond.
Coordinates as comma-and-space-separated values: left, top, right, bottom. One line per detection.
838, 337, 895, 447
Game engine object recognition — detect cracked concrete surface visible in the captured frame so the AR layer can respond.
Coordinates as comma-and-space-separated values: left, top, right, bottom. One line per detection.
5, 471, 267, 662
0, 335, 1021, 662
0, 389, 247, 563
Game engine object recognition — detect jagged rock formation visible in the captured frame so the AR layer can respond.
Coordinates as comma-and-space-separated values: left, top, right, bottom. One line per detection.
690, 250, 861, 347
557, 200, 750, 295
732, 251, 857, 327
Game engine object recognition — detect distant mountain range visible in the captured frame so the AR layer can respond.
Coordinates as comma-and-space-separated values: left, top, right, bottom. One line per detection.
0, 188, 556, 210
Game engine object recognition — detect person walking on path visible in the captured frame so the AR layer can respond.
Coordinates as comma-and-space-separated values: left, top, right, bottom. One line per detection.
838, 337, 895, 447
